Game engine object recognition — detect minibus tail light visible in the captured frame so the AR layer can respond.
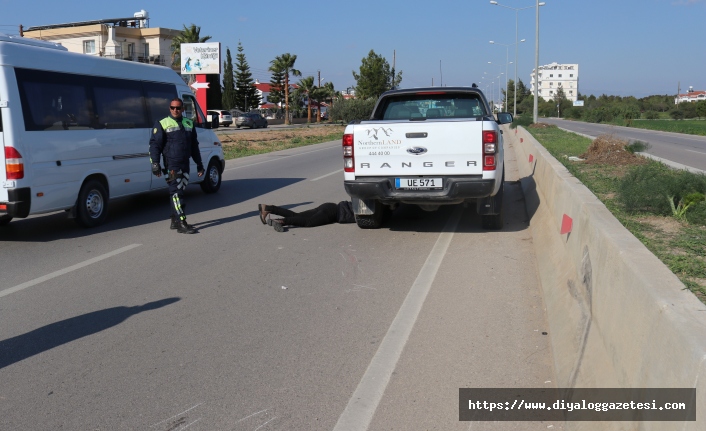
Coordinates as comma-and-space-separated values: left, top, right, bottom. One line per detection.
5, 147, 24, 180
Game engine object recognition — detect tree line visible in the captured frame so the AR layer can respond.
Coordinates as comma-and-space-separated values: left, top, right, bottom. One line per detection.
500, 79, 706, 123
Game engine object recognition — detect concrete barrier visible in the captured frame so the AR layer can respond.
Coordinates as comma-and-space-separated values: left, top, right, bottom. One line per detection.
506, 126, 706, 430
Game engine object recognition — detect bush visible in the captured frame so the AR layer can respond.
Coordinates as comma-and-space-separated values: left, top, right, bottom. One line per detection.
625, 140, 650, 154
328, 98, 377, 123
618, 161, 706, 225
686, 200, 706, 225
584, 107, 614, 123
510, 115, 533, 129
565, 107, 582, 119
643, 110, 659, 120
669, 108, 685, 120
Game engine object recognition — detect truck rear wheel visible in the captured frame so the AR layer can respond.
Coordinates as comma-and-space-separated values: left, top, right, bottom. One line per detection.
481, 184, 504, 230
355, 201, 385, 229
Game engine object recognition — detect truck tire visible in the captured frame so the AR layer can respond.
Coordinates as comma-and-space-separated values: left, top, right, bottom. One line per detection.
200, 158, 222, 194
76, 179, 109, 228
481, 184, 504, 230
355, 201, 384, 229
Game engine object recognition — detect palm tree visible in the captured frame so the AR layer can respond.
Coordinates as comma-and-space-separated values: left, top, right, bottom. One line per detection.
322, 82, 335, 121
295, 76, 317, 123
170, 24, 212, 74
269, 53, 301, 125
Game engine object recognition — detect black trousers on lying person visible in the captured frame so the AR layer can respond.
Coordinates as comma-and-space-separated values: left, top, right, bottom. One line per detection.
266, 203, 339, 227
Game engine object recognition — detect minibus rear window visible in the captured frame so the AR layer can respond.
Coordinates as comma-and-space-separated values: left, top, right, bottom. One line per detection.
16, 68, 92, 131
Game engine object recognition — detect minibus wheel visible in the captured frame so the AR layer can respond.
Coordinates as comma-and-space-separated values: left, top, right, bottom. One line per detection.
76, 179, 109, 228
200, 159, 222, 194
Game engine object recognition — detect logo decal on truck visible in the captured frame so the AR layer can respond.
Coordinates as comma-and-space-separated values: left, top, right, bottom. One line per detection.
406, 146, 428, 155
366, 127, 393, 140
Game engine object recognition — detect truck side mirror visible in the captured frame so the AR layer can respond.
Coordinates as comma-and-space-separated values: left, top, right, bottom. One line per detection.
496, 112, 513, 125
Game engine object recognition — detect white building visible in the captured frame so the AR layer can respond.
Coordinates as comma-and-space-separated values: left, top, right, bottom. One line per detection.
530, 62, 579, 102
23, 11, 181, 70
675, 87, 706, 104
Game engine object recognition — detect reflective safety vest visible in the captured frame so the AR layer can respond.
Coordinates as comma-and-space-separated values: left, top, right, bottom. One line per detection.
150, 116, 199, 169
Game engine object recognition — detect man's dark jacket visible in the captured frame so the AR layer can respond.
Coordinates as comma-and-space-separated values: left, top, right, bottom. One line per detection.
149, 115, 203, 172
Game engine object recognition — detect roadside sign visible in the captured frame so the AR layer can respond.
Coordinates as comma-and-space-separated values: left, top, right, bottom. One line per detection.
181, 43, 221, 75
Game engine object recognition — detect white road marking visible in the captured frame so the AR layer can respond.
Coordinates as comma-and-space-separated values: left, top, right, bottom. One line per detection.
223, 145, 338, 172
685, 148, 706, 154
333, 207, 463, 431
234, 408, 270, 425
0, 244, 142, 299
150, 403, 203, 427
311, 169, 343, 181
253, 416, 277, 431
177, 418, 202, 430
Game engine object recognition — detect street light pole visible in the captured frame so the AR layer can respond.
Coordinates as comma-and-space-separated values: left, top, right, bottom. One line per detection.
490, 1, 545, 119
533, 0, 540, 123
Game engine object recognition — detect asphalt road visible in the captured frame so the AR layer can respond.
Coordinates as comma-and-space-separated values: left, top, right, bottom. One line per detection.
0, 141, 558, 430
541, 118, 706, 171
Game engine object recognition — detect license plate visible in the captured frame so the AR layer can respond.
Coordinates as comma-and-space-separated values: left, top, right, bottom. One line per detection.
395, 178, 442, 189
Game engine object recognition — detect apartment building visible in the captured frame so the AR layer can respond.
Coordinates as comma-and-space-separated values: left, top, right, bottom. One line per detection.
22, 11, 181, 70
530, 62, 579, 102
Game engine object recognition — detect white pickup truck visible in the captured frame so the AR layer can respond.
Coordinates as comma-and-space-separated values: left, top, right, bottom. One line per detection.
342, 86, 513, 229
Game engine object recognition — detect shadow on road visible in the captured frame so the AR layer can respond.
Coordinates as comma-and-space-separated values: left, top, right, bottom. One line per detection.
0, 177, 305, 242
386, 179, 532, 234
0, 298, 180, 370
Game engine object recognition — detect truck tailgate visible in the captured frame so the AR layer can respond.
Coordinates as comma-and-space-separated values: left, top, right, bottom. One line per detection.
352, 120, 485, 176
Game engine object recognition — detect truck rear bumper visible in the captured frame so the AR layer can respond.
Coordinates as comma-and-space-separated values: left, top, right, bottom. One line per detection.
0, 188, 31, 218
344, 177, 496, 205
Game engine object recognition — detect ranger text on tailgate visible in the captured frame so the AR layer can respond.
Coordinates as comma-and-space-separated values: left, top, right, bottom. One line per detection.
342, 86, 513, 229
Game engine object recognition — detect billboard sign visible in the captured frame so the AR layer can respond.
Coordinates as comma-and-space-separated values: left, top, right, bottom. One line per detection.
573, 100, 584, 107
180, 42, 221, 74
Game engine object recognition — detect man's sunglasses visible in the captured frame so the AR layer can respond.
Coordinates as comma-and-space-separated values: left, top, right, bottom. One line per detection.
170, 106, 183, 110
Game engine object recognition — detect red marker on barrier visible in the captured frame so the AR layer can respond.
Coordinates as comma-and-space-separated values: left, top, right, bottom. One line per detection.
529, 154, 534, 163
561, 214, 573, 235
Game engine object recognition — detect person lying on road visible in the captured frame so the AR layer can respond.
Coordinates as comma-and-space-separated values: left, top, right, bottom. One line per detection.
257, 202, 355, 232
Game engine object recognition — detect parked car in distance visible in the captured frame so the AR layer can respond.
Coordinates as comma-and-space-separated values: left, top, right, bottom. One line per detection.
236, 112, 268, 129
207, 110, 233, 127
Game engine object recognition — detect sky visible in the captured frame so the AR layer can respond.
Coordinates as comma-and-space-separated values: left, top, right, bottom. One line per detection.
2, 0, 705, 99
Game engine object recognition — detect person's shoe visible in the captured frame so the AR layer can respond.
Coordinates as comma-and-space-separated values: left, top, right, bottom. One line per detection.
170, 215, 179, 230
258, 204, 270, 224
271, 219, 284, 232
176, 219, 197, 234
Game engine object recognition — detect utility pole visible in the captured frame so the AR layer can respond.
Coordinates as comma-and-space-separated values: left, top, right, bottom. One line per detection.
677, 81, 681, 105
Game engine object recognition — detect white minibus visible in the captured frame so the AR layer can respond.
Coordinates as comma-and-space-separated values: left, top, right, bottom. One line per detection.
0, 33, 225, 228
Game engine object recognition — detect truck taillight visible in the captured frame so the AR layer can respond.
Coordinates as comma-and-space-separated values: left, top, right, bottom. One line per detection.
482, 131, 497, 171
5, 146, 24, 179
483, 131, 497, 144
342, 133, 354, 172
